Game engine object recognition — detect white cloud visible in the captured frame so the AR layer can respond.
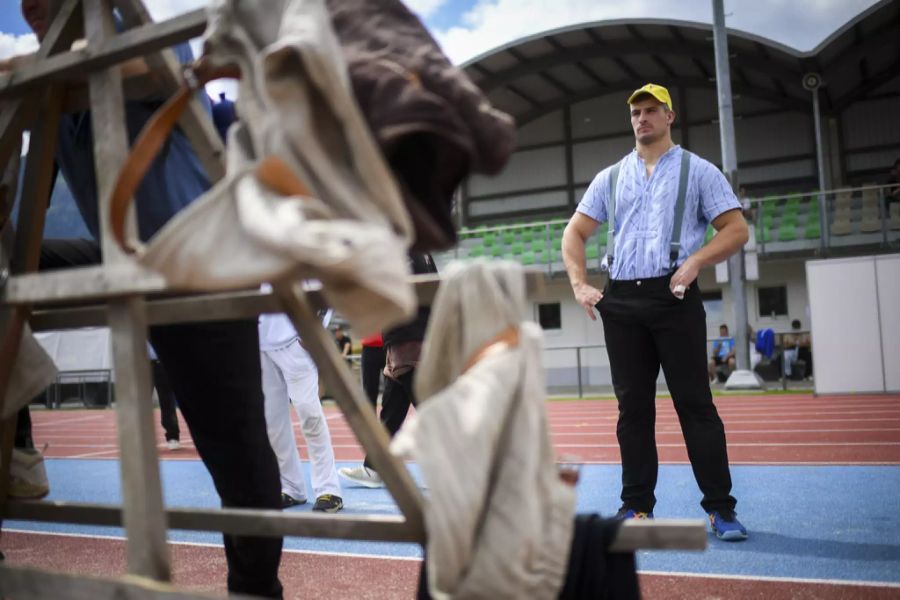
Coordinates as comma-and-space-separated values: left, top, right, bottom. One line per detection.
0, 31, 38, 60
405, 0, 449, 19
432, 0, 880, 65
144, 0, 208, 21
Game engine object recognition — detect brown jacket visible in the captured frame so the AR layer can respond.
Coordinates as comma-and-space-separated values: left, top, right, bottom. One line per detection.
328, 0, 517, 250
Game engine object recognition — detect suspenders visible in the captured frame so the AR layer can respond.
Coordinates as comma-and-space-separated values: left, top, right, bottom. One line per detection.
606, 149, 692, 272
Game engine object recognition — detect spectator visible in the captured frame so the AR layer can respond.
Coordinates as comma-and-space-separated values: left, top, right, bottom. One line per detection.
259, 310, 343, 513
334, 326, 352, 367
783, 319, 812, 379
148, 343, 180, 451
708, 324, 737, 382
887, 158, 900, 209
360, 333, 385, 411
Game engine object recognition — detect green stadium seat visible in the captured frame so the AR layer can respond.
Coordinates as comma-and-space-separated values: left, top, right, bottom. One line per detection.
511, 242, 524, 255
530, 239, 547, 253
483, 234, 496, 247
535, 250, 547, 263
778, 223, 797, 242
760, 224, 772, 243
502, 231, 516, 245
521, 251, 535, 265
521, 229, 534, 243
490, 245, 504, 257
586, 245, 599, 259
468, 245, 484, 258
704, 225, 715, 245
804, 223, 821, 239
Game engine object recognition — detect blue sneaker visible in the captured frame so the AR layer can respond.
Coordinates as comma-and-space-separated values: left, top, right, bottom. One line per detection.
708, 510, 748, 541
615, 507, 654, 520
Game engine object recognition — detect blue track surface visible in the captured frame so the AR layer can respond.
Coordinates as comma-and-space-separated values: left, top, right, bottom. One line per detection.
7, 460, 900, 584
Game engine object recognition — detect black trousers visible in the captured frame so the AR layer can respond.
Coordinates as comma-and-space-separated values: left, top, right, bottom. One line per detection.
151, 359, 180, 442
363, 368, 415, 471
33, 239, 284, 598
360, 344, 386, 410
597, 273, 736, 514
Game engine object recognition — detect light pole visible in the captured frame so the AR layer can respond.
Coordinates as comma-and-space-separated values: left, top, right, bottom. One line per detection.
803, 72, 831, 252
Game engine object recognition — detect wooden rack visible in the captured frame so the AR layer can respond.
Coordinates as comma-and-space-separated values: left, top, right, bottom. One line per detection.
0, 1, 706, 597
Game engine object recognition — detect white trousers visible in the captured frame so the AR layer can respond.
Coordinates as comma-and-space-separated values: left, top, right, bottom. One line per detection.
261, 342, 341, 499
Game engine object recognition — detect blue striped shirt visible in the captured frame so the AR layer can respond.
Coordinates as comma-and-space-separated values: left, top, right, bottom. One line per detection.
576, 145, 740, 280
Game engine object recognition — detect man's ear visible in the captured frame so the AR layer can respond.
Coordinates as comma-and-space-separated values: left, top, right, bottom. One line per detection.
667, 110, 676, 126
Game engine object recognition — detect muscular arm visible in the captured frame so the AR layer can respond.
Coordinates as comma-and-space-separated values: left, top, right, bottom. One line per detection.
670, 208, 749, 293
562, 212, 602, 320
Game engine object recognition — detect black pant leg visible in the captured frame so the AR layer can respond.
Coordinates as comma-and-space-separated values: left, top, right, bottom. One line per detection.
151, 359, 179, 442
15, 406, 33, 449
35, 238, 282, 597
149, 320, 283, 598
360, 345, 385, 410
651, 283, 736, 514
363, 369, 415, 470
598, 290, 661, 513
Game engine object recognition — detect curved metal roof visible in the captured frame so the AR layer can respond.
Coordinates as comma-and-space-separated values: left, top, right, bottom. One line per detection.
462, 0, 900, 127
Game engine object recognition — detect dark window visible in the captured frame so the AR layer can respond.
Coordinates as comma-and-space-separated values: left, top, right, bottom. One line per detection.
758, 286, 788, 317
537, 303, 561, 330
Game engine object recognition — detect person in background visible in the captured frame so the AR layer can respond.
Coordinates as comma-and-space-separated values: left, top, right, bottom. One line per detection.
149, 343, 180, 451
339, 252, 437, 488
708, 324, 736, 382
360, 333, 385, 411
259, 308, 344, 513
334, 326, 352, 367
782, 319, 812, 379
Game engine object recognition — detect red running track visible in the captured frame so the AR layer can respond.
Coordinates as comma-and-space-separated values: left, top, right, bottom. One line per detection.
30, 393, 900, 465
3, 531, 898, 600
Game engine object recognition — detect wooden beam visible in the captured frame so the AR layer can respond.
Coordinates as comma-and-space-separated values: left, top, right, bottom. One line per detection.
0, 0, 82, 173
0, 564, 258, 600
0, 9, 207, 100
4, 500, 423, 542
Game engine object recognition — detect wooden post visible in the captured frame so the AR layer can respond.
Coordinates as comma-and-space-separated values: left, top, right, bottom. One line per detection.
274, 282, 426, 539
82, 0, 170, 581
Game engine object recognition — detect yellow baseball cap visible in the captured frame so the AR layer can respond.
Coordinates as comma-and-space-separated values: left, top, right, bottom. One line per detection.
627, 83, 673, 111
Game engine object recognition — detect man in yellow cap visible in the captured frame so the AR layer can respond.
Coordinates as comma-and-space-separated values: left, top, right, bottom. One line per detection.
561, 83, 750, 540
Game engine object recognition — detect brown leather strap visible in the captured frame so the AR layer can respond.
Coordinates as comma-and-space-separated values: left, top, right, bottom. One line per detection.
110, 84, 196, 253
462, 326, 520, 374
109, 67, 312, 254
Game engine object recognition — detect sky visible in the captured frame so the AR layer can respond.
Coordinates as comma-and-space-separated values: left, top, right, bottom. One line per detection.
0, 0, 883, 97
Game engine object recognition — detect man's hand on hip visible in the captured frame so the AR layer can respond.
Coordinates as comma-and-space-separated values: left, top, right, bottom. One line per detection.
670, 256, 700, 297
574, 281, 603, 321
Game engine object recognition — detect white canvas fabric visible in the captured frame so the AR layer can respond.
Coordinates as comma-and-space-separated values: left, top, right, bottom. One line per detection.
0, 225, 57, 419
136, 0, 415, 335
392, 261, 575, 599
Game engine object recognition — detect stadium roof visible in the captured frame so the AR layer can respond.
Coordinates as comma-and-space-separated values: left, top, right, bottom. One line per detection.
462, 0, 900, 127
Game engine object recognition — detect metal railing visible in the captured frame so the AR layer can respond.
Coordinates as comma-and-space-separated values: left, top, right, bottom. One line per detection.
543, 336, 814, 397
437, 182, 900, 270
748, 183, 900, 255
41, 368, 113, 408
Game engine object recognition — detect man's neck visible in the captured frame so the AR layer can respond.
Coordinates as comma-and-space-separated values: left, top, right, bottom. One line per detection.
636, 138, 675, 165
